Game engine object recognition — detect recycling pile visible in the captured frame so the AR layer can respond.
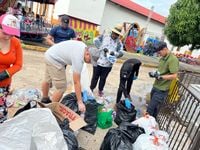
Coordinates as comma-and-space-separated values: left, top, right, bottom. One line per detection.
0, 88, 170, 150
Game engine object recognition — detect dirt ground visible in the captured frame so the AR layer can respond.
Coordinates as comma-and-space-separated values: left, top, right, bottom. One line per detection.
10, 50, 155, 150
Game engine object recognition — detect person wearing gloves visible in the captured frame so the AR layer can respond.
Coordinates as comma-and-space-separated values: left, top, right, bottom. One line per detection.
41, 40, 96, 112
46, 15, 76, 46
90, 25, 124, 97
147, 41, 179, 118
116, 58, 142, 103
0, 14, 23, 122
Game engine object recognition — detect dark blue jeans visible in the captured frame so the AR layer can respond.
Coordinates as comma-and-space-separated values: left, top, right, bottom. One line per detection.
147, 87, 168, 118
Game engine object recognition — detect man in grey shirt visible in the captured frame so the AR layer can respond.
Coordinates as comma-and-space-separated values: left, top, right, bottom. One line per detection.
41, 40, 95, 112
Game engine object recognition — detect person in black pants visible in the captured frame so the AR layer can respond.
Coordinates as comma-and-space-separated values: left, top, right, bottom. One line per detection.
116, 59, 142, 103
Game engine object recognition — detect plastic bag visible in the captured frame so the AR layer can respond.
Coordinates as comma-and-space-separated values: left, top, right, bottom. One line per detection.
58, 119, 79, 150
9, 88, 42, 107
69, 63, 91, 92
97, 106, 113, 129
100, 122, 145, 150
80, 63, 90, 92
131, 115, 159, 135
61, 93, 80, 114
114, 100, 137, 125
0, 108, 68, 150
61, 93, 99, 134
119, 122, 145, 143
132, 134, 169, 150
81, 99, 99, 134
100, 128, 132, 150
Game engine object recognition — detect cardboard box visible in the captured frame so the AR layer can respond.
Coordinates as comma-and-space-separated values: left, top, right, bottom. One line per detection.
38, 102, 87, 131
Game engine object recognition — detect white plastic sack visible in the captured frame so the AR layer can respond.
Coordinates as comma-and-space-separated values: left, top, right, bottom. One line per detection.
132, 134, 169, 150
0, 108, 68, 150
80, 63, 90, 92
154, 130, 169, 143
132, 115, 159, 135
69, 63, 91, 92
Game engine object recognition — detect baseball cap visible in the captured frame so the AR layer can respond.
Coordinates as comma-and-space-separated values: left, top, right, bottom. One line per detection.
61, 15, 69, 24
154, 41, 167, 52
0, 14, 20, 37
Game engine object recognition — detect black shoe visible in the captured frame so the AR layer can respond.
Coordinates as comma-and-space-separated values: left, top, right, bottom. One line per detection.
41, 97, 52, 104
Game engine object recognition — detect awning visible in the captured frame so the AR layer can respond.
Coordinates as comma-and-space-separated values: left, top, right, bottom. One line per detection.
27, 0, 57, 5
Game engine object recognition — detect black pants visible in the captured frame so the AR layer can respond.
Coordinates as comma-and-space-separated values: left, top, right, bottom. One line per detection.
116, 74, 134, 103
147, 87, 168, 118
90, 65, 112, 91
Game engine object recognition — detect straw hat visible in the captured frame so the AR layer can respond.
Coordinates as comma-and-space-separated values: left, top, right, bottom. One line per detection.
111, 24, 123, 36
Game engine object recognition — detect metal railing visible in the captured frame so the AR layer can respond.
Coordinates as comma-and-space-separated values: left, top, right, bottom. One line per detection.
157, 72, 200, 150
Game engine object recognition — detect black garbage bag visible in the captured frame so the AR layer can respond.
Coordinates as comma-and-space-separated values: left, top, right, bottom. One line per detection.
13, 100, 37, 116
118, 122, 145, 143
61, 93, 80, 115
114, 100, 137, 125
81, 99, 99, 134
58, 118, 79, 150
100, 122, 145, 150
100, 128, 132, 150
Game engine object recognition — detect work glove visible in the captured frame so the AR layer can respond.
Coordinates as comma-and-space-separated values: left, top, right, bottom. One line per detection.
103, 48, 109, 56
107, 54, 117, 64
110, 51, 115, 56
148, 71, 163, 80
132, 76, 138, 80
125, 98, 132, 109
0, 71, 10, 81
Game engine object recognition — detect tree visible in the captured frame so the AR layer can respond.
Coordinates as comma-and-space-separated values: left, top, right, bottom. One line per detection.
164, 0, 200, 50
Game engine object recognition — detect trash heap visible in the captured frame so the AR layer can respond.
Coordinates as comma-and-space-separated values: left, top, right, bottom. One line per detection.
0, 88, 170, 150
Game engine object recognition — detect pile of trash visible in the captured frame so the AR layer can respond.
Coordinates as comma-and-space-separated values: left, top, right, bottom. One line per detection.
0, 87, 170, 150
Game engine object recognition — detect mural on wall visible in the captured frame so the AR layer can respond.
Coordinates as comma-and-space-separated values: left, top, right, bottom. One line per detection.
69, 17, 98, 45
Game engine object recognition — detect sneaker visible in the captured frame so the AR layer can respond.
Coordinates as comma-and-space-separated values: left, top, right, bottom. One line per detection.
98, 91, 104, 97
41, 97, 52, 104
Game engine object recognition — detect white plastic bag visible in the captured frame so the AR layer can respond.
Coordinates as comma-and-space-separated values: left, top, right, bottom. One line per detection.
69, 63, 91, 93
80, 63, 90, 92
132, 134, 169, 150
132, 115, 159, 135
0, 108, 68, 150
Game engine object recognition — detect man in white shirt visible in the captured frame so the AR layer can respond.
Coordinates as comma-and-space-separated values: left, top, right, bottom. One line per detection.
41, 40, 94, 112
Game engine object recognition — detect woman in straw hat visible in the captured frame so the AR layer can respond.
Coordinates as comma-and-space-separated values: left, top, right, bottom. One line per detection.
90, 25, 124, 97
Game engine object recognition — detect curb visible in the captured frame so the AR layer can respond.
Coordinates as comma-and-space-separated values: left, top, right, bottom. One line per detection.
22, 44, 48, 52
22, 44, 158, 68
117, 59, 158, 68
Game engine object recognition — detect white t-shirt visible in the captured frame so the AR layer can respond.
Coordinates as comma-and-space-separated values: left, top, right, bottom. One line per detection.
45, 40, 86, 73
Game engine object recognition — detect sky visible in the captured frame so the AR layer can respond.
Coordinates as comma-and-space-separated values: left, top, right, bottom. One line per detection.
132, 0, 177, 17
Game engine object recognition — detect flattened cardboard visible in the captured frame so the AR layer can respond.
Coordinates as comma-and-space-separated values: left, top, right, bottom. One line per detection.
38, 102, 87, 131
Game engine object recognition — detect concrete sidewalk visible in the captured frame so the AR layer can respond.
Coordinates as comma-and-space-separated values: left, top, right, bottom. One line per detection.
22, 44, 200, 73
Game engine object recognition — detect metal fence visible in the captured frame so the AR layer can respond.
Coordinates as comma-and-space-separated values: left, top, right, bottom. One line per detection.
157, 72, 200, 150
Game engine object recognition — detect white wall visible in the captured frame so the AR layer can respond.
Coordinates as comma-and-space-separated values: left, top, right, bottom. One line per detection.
67, 0, 106, 24
53, 0, 70, 19
100, 1, 164, 36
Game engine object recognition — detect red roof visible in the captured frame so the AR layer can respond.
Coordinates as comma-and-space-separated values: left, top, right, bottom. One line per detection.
110, 0, 166, 24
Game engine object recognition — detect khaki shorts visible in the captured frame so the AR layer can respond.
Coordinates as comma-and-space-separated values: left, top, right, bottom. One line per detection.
44, 60, 66, 92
